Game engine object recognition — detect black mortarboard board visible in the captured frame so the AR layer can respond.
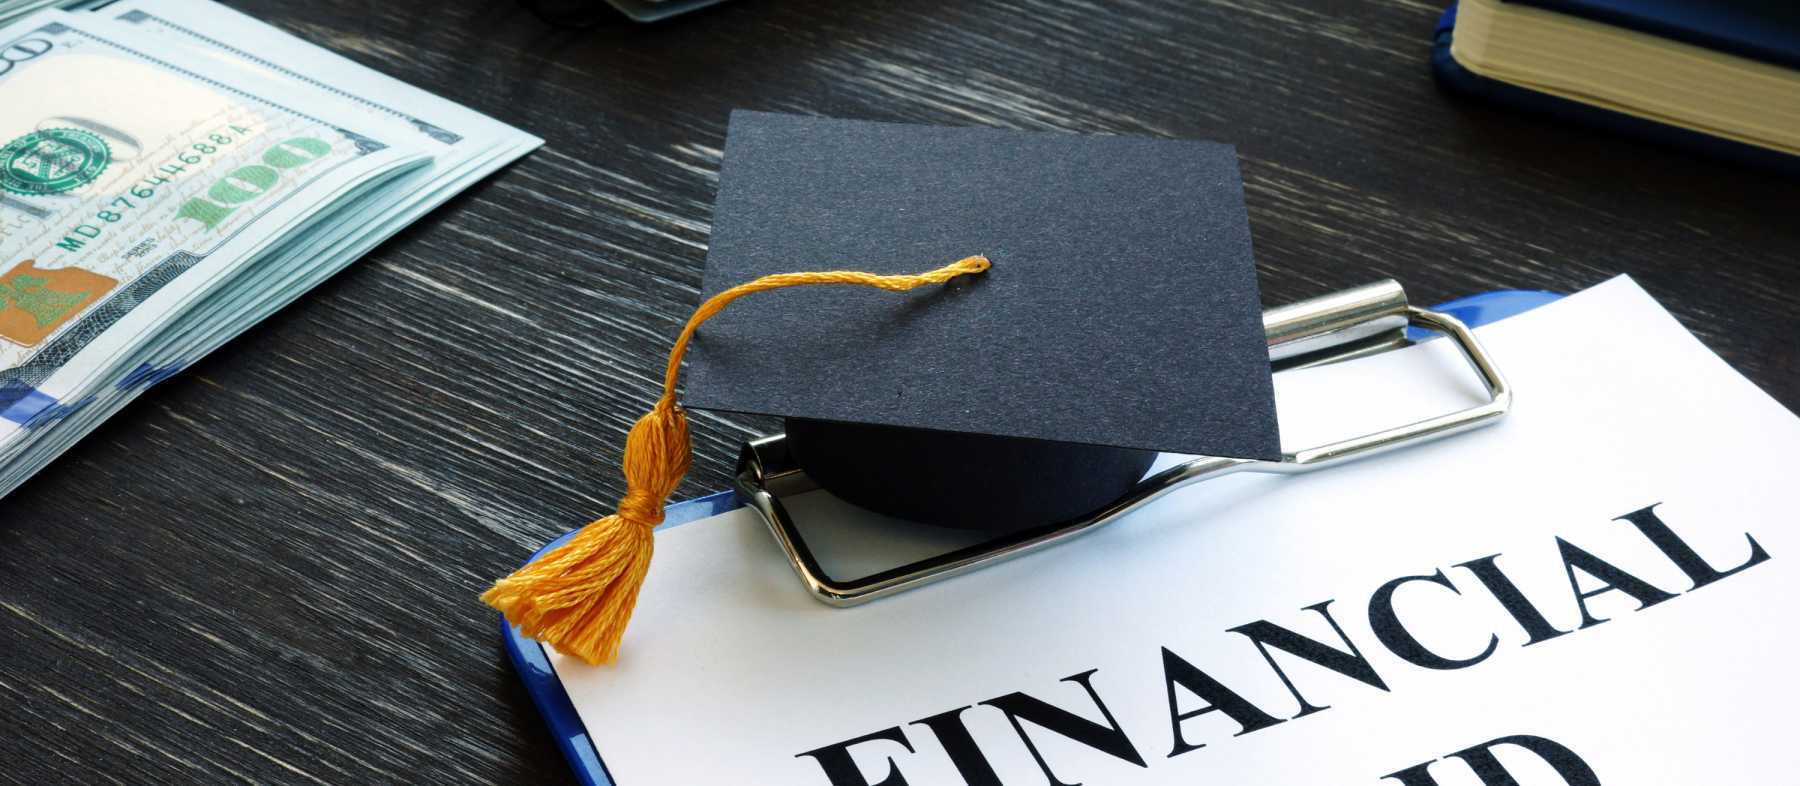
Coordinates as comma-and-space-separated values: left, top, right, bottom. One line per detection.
685, 111, 1278, 532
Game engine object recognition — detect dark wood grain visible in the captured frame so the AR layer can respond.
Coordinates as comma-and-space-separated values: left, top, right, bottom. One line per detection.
3, 0, 1796, 782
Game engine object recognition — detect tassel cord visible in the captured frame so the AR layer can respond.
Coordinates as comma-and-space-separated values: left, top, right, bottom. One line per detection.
657, 261, 993, 406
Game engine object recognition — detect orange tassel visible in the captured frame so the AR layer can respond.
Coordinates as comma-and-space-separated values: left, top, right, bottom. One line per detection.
483, 255, 992, 665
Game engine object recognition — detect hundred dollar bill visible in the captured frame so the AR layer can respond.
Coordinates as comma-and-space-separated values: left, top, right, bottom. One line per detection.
91, 0, 536, 368
0, 1, 539, 496
0, 11, 430, 456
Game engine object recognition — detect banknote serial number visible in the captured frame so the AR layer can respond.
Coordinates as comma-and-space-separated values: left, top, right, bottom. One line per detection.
54, 130, 333, 253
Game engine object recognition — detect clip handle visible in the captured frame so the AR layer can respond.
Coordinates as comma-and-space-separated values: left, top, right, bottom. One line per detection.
1281, 306, 1511, 467
1265, 279, 1410, 364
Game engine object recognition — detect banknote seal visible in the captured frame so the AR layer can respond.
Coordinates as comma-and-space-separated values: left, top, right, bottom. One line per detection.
0, 128, 111, 196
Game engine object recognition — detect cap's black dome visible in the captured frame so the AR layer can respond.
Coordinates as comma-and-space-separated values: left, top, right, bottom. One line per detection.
785, 417, 1156, 532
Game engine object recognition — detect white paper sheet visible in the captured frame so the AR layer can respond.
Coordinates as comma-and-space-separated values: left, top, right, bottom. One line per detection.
551, 276, 1800, 786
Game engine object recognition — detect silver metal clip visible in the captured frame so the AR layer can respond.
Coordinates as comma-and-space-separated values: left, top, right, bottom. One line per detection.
733, 280, 1511, 607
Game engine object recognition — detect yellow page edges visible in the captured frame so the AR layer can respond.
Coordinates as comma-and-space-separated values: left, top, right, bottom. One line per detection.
1451, 0, 1800, 158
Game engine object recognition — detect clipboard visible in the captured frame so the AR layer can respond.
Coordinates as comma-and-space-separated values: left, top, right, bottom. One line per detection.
500, 287, 1565, 786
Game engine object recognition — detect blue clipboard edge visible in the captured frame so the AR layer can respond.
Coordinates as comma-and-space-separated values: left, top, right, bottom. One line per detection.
500, 289, 1566, 786
502, 489, 744, 786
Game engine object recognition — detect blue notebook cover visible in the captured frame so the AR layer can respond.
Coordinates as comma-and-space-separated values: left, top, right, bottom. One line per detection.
500, 289, 1564, 786
1431, 4, 1800, 177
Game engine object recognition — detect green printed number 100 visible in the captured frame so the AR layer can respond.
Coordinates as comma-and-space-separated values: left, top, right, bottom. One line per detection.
175, 137, 332, 230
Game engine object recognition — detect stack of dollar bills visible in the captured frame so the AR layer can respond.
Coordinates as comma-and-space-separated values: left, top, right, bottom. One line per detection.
0, 0, 542, 498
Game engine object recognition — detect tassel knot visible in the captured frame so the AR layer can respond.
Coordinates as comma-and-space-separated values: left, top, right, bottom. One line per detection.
617, 489, 667, 528
484, 255, 991, 666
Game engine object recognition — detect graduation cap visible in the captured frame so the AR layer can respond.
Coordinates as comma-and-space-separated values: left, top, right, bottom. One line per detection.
485, 111, 1279, 665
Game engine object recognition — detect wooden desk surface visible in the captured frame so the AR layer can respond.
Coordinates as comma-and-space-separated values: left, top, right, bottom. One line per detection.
4, 0, 1796, 782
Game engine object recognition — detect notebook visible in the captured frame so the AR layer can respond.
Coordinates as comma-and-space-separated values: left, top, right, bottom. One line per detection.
1434, 0, 1800, 175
